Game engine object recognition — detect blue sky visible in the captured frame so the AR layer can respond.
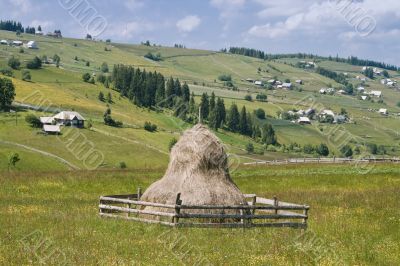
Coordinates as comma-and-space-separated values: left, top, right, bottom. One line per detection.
1, 0, 399, 65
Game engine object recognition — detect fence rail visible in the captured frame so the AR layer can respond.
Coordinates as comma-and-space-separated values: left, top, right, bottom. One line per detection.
99, 190, 309, 229
244, 157, 400, 166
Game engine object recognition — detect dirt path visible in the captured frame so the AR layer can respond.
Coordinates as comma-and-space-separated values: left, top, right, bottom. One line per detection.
0, 140, 80, 170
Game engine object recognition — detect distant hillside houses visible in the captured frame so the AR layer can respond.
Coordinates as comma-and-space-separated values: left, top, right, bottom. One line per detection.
319, 88, 335, 95
379, 108, 388, 115
369, 90, 382, 98
381, 78, 396, 87
362, 66, 382, 76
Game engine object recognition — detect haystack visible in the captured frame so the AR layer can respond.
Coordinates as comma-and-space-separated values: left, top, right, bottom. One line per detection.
140, 124, 247, 215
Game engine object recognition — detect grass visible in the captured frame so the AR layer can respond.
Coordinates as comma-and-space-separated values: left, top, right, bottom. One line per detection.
0, 164, 399, 265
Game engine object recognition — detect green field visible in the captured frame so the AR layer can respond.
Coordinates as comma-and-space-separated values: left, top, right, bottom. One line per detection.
0, 164, 399, 265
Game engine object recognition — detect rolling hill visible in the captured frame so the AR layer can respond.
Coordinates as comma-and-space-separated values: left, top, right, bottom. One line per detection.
1, 29, 400, 171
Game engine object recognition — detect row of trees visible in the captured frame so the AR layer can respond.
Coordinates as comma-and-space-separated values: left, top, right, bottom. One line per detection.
0, 20, 23, 32
222, 46, 399, 71
226, 47, 266, 60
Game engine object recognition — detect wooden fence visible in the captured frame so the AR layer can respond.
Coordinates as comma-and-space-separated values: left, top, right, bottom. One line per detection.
99, 189, 309, 229
244, 157, 400, 166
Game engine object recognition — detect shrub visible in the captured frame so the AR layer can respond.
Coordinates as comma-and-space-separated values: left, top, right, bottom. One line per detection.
244, 95, 253, 101
303, 144, 314, 154
26, 56, 42, 69
101, 62, 109, 73
119, 162, 127, 169
256, 93, 267, 101
8, 56, 20, 70
255, 108, 266, 119
82, 73, 91, 82
144, 52, 162, 61
316, 143, 329, 156
144, 121, 157, 132
340, 145, 353, 157
368, 143, 378, 155
25, 114, 41, 128
245, 143, 254, 154
218, 74, 231, 82
0, 67, 13, 77
21, 70, 31, 81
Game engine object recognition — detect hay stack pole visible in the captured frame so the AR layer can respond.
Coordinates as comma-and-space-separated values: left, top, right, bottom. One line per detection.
140, 123, 247, 215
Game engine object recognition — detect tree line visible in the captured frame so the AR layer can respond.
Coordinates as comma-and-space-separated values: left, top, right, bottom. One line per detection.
111, 65, 277, 145
222, 46, 398, 71
0, 20, 23, 32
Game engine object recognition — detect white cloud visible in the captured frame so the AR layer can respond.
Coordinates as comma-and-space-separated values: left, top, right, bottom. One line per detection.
9, 0, 32, 14
124, 0, 144, 11
176, 15, 201, 33
106, 21, 155, 39
210, 0, 246, 30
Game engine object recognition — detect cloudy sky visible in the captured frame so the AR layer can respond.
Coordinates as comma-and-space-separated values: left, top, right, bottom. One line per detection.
1, 0, 399, 65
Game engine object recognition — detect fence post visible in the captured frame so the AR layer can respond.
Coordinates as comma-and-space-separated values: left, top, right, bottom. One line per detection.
273, 196, 278, 215
137, 187, 142, 200
174, 193, 182, 225
303, 207, 309, 230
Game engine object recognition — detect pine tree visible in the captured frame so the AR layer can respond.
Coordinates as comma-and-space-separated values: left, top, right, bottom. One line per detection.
199, 93, 209, 120
165, 77, 175, 107
182, 82, 190, 102
239, 106, 248, 135
174, 79, 182, 97
209, 108, 218, 130
262, 124, 277, 145
210, 92, 216, 111
98, 91, 105, 102
106, 92, 112, 103
215, 98, 226, 129
227, 103, 240, 132
189, 92, 196, 114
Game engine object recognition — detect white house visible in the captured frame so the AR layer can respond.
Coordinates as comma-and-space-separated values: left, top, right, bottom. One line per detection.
267, 79, 275, 84
246, 78, 254, 83
369, 90, 382, 98
12, 40, 23, 46
0, 39, 8, 45
254, 81, 264, 86
275, 80, 282, 85
361, 96, 368, 101
295, 79, 303, 85
381, 79, 387, 85
297, 117, 311, 125
334, 115, 347, 124
36, 31, 43, 36
338, 89, 346, 95
282, 83, 292, 89
319, 88, 327, 94
53, 111, 85, 127
40, 111, 85, 129
27, 41, 38, 49
379, 108, 388, 115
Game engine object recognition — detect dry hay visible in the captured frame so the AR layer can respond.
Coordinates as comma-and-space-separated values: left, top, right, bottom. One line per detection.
140, 124, 247, 216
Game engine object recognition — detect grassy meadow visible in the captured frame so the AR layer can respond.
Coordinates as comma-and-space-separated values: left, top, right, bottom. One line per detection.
0, 164, 399, 265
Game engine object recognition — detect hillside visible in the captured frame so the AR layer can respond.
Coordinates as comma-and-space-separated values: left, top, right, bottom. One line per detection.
1, 30, 400, 171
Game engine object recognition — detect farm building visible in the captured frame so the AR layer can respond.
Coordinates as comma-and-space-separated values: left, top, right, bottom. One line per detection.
40, 111, 85, 128
40, 117, 54, 125
379, 108, 388, 115
36, 30, 43, 36
43, 125, 61, 134
297, 117, 311, 125
305, 108, 315, 116
53, 111, 85, 127
254, 81, 264, 86
0, 39, 8, 45
295, 80, 303, 85
361, 96, 368, 101
357, 87, 365, 93
246, 78, 254, 83
282, 83, 292, 89
27, 41, 38, 49
12, 40, 23, 46
369, 90, 382, 98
